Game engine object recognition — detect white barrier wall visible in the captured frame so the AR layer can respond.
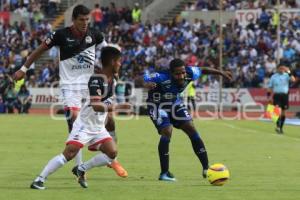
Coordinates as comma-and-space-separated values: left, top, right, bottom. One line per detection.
29, 88, 300, 107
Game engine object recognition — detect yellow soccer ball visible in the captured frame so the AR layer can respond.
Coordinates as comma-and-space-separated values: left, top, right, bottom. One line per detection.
207, 163, 230, 186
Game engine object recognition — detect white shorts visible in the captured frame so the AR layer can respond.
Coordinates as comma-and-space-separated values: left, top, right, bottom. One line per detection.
66, 127, 112, 151
61, 89, 89, 111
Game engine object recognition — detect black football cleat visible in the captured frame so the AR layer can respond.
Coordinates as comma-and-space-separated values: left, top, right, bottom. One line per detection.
72, 166, 88, 188
30, 181, 45, 190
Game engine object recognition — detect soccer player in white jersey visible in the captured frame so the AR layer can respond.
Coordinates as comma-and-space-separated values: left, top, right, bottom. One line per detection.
30, 46, 129, 189
13, 5, 127, 178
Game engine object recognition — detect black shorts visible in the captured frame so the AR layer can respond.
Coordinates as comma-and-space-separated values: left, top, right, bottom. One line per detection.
273, 93, 289, 110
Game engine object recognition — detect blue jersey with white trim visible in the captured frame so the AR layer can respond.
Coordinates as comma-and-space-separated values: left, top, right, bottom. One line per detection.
144, 66, 201, 103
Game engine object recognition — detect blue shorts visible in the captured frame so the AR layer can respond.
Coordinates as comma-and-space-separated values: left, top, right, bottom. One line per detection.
147, 102, 192, 132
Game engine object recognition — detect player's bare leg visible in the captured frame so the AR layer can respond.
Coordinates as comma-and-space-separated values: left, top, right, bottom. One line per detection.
105, 113, 128, 177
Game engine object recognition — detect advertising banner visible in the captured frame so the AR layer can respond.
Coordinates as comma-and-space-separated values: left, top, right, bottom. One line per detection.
29, 88, 300, 106
235, 9, 300, 27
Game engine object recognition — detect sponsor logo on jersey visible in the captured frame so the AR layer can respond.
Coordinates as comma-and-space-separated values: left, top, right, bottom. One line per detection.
149, 73, 159, 78
72, 64, 91, 70
85, 36, 92, 44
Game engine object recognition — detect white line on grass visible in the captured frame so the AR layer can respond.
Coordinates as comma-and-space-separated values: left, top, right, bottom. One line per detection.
220, 122, 300, 142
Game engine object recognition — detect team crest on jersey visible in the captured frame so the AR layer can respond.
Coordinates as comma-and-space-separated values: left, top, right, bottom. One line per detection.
85, 36, 92, 44
92, 79, 98, 84
90, 79, 99, 87
76, 55, 84, 63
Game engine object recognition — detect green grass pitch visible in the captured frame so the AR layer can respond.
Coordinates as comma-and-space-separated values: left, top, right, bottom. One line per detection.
1, 115, 300, 200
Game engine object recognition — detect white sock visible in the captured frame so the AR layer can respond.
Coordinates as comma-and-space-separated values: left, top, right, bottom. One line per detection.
109, 131, 117, 142
74, 149, 83, 165
79, 154, 113, 171
35, 154, 67, 182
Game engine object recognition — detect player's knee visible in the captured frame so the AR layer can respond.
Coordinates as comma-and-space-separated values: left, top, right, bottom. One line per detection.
63, 146, 80, 161
160, 127, 172, 139
63, 151, 77, 161
106, 149, 118, 159
71, 113, 77, 123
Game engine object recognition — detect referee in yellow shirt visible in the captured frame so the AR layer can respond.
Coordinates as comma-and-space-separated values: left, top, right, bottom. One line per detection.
267, 63, 296, 134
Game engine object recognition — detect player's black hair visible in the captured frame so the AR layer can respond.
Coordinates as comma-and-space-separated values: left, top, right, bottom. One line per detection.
101, 46, 122, 67
72, 5, 90, 19
169, 58, 185, 72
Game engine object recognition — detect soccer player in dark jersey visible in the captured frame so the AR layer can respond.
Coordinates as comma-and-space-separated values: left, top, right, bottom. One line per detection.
144, 58, 232, 181
13, 4, 127, 177
30, 46, 130, 189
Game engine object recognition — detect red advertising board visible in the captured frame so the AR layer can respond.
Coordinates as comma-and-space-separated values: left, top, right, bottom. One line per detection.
249, 88, 300, 106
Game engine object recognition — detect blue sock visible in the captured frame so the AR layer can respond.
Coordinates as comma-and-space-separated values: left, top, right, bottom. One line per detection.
158, 136, 170, 174
189, 133, 209, 170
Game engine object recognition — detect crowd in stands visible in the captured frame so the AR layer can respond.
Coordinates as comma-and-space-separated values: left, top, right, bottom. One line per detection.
187, 0, 300, 11
1, 0, 60, 16
1, 2, 300, 113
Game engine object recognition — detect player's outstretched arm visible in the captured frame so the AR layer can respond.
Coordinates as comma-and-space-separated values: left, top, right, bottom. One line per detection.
201, 67, 233, 81
13, 44, 48, 81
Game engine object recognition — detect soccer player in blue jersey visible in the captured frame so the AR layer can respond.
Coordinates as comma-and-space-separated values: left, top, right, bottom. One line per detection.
144, 58, 232, 181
